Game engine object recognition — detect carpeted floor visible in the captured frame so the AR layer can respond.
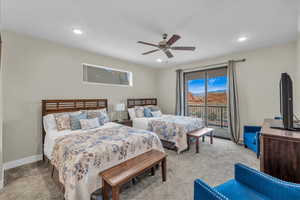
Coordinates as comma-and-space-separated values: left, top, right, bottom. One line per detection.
0, 138, 259, 200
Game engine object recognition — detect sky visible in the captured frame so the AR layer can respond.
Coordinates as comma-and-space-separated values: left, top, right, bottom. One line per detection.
188, 76, 227, 94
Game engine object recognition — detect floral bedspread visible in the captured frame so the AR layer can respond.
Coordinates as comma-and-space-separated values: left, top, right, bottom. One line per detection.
148, 115, 204, 153
51, 124, 164, 200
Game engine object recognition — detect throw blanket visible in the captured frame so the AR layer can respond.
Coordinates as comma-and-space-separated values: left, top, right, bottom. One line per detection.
51, 125, 164, 200
148, 115, 204, 153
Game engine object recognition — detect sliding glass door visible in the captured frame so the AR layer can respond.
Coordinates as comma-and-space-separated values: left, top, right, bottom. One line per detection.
184, 67, 229, 139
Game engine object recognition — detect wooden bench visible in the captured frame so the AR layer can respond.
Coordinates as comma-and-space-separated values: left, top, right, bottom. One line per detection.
100, 150, 167, 200
187, 128, 214, 153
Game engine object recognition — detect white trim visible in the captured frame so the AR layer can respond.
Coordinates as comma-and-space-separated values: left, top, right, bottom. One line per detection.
0, 167, 3, 189
82, 81, 133, 87
3, 154, 43, 170
0, 178, 3, 190
82, 63, 131, 73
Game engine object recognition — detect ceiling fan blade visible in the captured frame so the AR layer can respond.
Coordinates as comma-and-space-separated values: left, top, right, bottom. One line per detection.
171, 46, 196, 51
167, 34, 181, 46
164, 50, 174, 58
142, 49, 160, 55
137, 41, 159, 48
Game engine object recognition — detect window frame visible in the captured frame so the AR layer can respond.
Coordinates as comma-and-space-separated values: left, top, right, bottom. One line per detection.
183, 66, 228, 121
82, 63, 133, 87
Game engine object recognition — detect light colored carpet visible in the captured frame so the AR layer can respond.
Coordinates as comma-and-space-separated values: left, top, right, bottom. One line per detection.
0, 138, 259, 200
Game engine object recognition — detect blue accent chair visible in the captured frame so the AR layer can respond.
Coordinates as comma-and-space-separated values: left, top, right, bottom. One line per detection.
194, 163, 300, 200
244, 126, 261, 158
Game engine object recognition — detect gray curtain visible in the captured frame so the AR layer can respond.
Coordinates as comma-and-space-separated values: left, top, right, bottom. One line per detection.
175, 69, 183, 115
227, 60, 241, 143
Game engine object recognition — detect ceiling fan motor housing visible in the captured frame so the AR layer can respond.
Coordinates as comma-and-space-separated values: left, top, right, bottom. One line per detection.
159, 41, 167, 49
162, 33, 168, 40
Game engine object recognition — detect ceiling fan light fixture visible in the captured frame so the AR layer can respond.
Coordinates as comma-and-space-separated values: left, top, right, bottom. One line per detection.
156, 58, 162, 63
73, 28, 83, 35
237, 36, 248, 42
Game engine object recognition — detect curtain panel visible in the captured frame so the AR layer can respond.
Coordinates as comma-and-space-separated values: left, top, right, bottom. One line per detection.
227, 60, 241, 143
175, 69, 183, 115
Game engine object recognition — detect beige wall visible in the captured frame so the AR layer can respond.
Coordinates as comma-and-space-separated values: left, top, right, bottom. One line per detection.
1, 30, 298, 163
2, 31, 158, 162
157, 42, 297, 130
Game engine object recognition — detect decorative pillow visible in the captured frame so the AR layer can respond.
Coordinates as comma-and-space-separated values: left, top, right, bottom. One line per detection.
80, 118, 100, 130
135, 106, 145, 118
151, 110, 162, 117
98, 111, 110, 125
128, 108, 136, 119
69, 111, 87, 130
43, 114, 57, 132
86, 109, 110, 125
148, 105, 161, 112
55, 113, 71, 131
144, 107, 153, 118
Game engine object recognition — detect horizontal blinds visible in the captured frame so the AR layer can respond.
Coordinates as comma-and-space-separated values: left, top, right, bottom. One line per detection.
184, 71, 205, 81
184, 67, 227, 81
206, 67, 227, 79
83, 64, 130, 85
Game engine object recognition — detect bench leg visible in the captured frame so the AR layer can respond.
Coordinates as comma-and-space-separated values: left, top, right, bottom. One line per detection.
132, 178, 136, 185
210, 132, 213, 144
161, 157, 167, 182
102, 180, 109, 200
112, 186, 120, 200
196, 138, 199, 153
187, 135, 190, 151
51, 165, 55, 177
151, 167, 155, 176
156, 164, 160, 170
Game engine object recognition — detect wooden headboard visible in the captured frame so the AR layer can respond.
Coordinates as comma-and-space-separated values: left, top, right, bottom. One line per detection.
41, 99, 108, 159
42, 99, 108, 116
127, 98, 157, 108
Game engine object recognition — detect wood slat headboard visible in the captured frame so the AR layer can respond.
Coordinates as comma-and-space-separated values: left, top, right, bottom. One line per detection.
41, 99, 108, 159
127, 98, 157, 108
42, 99, 108, 116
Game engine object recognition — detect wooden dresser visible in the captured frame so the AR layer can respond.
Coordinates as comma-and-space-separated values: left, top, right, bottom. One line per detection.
260, 119, 300, 183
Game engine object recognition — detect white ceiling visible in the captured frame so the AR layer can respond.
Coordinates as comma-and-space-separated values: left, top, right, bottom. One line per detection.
2, 0, 299, 67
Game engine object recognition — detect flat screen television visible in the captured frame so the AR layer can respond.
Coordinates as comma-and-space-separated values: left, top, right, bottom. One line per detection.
271, 72, 300, 131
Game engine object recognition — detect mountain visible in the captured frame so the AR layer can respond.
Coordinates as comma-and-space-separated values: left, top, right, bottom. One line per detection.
188, 91, 227, 105
191, 89, 226, 97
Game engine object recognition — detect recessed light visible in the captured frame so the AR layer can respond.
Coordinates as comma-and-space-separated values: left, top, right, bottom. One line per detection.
156, 58, 162, 63
73, 28, 83, 35
237, 36, 248, 42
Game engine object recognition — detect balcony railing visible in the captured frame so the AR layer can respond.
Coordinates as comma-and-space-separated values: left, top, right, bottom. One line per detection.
187, 104, 228, 128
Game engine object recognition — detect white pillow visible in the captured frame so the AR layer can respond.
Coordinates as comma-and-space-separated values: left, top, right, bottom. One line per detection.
135, 106, 145, 118
80, 118, 100, 130
151, 110, 162, 117
43, 114, 57, 132
128, 108, 136, 119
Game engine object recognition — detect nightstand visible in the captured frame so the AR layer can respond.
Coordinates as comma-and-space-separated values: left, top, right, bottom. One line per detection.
113, 120, 133, 127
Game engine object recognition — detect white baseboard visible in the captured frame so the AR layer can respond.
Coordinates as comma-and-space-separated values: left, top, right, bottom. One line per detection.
0, 168, 4, 189
3, 154, 43, 170
0, 178, 3, 190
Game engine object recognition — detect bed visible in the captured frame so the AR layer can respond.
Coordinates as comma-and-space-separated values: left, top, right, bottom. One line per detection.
42, 99, 164, 200
127, 98, 205, 153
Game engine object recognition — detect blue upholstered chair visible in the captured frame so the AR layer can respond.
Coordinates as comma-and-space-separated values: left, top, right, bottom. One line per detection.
243, 126, 261, 158
194, 163, 300, 200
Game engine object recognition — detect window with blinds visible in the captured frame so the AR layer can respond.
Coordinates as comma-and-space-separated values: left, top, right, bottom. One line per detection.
83, 64, 133, 86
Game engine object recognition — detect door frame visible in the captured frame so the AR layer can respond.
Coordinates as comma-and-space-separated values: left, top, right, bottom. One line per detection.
183, 66, 228, 127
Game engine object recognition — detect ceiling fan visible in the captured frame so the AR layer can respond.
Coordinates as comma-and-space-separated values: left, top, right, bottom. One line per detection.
137, 33, 196, 59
